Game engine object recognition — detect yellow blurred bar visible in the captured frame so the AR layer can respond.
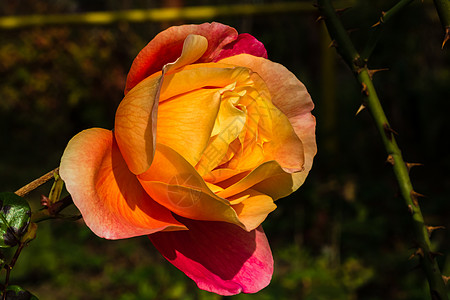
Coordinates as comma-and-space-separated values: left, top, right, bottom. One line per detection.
0, 1, 353, 29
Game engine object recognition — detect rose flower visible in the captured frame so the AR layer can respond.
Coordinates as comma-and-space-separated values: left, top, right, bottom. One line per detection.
59, 22, 316, 295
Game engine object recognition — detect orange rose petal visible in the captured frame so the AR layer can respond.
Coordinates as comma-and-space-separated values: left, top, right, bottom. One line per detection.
115, 75, 162, 175
164, 34, 208, 74
219, 54, 314, 120
160, 65, 252, 101
115, 35, 213, 175
125, 22, 238, 94
157, 88, 221, 166
59, 128, 186, 239
196, 95, 246, 176
250, 172, 301, 201
227, 140, 265, 172
263, 107, 305, 173
138, 143, 244, 228
285, 113, 317, 188
219, 54, 316, 174
219, 54, 317, 191
204, 168, 242, 184
231, 189, 277, 231
205, 182, 224, 194
217, 161, 286, 199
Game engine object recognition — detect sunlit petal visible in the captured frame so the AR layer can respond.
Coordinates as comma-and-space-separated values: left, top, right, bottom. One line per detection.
149, 218, 273, 295
125, 22, 238, 93
231, 189, 276, 231
59, 128, 186, 239
138, 144, 244, 228
157, 88, 221, 166
115, 75, 162, 175
219, 54, 316, 187
217, 161, 286, 199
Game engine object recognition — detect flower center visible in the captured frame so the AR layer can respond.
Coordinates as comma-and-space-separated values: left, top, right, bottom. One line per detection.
195, 73, 276, 184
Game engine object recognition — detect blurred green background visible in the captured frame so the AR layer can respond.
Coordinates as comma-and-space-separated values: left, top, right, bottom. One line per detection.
0, 0, 449, 299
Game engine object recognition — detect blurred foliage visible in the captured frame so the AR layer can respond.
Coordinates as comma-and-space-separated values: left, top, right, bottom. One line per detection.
0, 0, 449, 299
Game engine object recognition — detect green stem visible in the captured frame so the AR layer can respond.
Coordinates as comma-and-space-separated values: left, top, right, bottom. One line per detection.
362, 0, 416, 59
317, 0, 362, 71
432, 0, 450, 48
317, 0, 448, 299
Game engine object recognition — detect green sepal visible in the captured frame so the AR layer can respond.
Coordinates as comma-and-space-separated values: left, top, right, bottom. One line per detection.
0, 192, 31, 248
48, 172, 64, 205
3, 285, 38, 300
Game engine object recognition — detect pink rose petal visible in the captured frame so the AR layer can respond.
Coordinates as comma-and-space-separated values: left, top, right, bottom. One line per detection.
149, 218, 273, 295
215, 33, 268, 61
125, 23, 267, 94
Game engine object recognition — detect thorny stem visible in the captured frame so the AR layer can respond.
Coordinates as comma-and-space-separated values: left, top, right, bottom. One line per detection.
15, 168, 59, 197
362, 0, 417, 59
317, 0, 448, 299
432, 0, 450, 48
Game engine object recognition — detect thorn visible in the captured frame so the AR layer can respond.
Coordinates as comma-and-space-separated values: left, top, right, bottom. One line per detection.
410, 190, 425, 206
328, 40, 337, 48
427, 225, 445, 236
316, 15, 325, 22
361, 83, 369, 96
443, 275, 450, 285
383, 123, 397, 141
386, 154, 395, 166
40, 195, 50, 207
409, 248, 424, 260
442, 27, 449, 49
406, 162, 424, 172
371, 20, 381, 28
408, 204, 414, 215
372, 11, 386, 27
368, 68, 389, 79
355, 104, 366, 116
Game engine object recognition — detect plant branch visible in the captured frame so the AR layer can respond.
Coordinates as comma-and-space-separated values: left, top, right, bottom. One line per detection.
2, 242, 25, 300
362, 0, 416, 60
15, 168, 59, 197
31, 195, 78, 223
317, 0, 362, 72
432, 0, 450, 48
317, 0, 448, 299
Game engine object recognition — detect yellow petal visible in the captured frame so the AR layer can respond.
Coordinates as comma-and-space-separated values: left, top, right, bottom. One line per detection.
231, 189, 277, 231
138, 143, 244, 228
115, 74, 162, 175
196, 93, 247, 176
217, 160, 286, 199
159, 64, 252, 101
164, 34, 208, 74
219, 54, 316, 181
263, 106, 305, 173
157, 87, 221, 166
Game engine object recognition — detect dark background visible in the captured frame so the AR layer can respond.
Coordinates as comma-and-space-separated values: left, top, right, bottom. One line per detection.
0, 0, 449, 299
